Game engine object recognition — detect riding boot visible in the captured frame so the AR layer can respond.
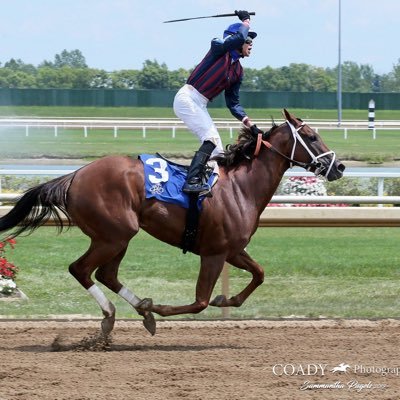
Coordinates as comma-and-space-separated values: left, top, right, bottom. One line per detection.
183, 140, 216, 195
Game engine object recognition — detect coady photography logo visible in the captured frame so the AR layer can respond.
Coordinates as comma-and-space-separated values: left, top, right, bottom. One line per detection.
271, 362, 397, 392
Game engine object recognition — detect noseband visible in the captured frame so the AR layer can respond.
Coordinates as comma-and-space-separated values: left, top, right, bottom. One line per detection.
254, 120, 337, 178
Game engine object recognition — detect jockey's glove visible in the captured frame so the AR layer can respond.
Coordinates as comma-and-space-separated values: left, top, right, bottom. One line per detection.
250, 124, 264, 137
235, 10, 251, 21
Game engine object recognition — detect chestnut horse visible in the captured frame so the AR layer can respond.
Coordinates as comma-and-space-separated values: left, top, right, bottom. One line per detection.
0, 109, 344, 336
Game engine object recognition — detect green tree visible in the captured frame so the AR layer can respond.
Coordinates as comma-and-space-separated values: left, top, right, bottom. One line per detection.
71, 68, 96, 88
309, 67, 336, 91
241, 68, 259, 90
3, 58, 36, 75
36, 66, 94, 88
339, 61, 376, 92
283, 63, 313, 91
381, 59, 400, 91
90, 70, 112, 88
1, 52, 400, 92
257, 66, 287, 91
0, 69, 36, 88
168, 68, 189, 90
137, 59, 169, 89
360, 64, 375, 91
49, 49, 88, 69
392, 59, 400, 89
110, 69, 140, 89
36, 67, 70, 88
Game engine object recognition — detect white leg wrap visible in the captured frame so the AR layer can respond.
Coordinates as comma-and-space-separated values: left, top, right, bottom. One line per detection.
118, 286, 141, 307
88, 284, 114, 315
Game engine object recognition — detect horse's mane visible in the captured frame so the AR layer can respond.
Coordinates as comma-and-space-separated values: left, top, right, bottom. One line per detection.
213, 123, 278, 167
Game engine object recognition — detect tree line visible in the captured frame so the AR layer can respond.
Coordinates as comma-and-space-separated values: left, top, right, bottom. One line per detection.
1, 49, 400, 92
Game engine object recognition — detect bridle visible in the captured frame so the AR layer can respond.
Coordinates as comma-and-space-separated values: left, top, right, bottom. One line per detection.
254, 120, 337, 178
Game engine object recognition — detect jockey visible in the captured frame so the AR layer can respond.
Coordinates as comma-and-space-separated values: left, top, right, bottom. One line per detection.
173, 10, 263, 195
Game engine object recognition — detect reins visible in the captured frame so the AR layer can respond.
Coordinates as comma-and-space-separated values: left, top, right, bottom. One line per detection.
254, 123, 312, 170
253, 120, 337, 177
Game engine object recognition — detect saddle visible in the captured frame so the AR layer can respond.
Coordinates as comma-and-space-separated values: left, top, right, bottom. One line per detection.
156, 153, 215, 190
156, 153, 190, 171
139, 153, 218, 253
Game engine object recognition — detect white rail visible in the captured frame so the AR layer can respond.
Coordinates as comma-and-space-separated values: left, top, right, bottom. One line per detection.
1, 117, 400, 127
259, 207, 400, 227
1, 118, 400, 139
270, 195, 400, 204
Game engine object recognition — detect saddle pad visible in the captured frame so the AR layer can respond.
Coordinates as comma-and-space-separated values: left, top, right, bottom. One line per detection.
139, 154, 217, 209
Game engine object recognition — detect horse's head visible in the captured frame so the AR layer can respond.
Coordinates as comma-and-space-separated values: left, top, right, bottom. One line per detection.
214, 111, 345, 182
274, 109, 345, 181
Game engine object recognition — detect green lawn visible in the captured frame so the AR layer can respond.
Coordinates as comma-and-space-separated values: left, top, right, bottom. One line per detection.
0, 127, 204, 159
0, 106, 399, 120
1, 227, 399, 319
1, 106, 399, 162
315, 129, 400, 163
1, 124, 400, 162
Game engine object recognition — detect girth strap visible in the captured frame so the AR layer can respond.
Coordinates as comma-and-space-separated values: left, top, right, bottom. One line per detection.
181, 194, 200, 253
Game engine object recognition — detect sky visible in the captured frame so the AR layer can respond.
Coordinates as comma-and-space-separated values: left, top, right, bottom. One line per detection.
1, 0, 399, 74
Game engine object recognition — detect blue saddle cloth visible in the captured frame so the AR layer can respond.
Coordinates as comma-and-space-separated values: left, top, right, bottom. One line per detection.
139, 154, 216, 209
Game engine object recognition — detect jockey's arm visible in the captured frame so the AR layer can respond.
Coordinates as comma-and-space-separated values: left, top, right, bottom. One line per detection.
225, 82, 255, 128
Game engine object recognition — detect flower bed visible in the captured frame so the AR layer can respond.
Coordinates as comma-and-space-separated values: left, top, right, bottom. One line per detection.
269, 176, 348, 207
0, 239, 19, 296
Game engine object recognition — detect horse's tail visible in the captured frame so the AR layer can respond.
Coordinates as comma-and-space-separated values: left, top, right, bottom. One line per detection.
0, 173, 75, 238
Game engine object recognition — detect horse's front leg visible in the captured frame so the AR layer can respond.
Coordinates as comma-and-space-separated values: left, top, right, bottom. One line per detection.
137, 255, 226, 317
210, 250, 264, 308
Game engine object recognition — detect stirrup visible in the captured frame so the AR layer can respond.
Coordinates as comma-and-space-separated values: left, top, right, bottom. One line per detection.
183, 181, 212, 196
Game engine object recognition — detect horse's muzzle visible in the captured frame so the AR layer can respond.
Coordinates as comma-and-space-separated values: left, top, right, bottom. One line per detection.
325, 160, 346, 181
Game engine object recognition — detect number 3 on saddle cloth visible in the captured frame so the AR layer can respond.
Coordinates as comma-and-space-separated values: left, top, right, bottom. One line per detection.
139, 154, 219, 253
139, 154, 218, 208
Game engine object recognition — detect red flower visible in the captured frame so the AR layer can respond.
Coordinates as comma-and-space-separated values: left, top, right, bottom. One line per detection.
0, 240, 18, 280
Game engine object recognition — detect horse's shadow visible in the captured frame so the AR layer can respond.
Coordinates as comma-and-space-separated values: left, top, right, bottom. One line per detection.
14, 342, 245, 353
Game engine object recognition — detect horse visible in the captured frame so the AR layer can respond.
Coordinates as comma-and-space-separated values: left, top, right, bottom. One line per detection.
0, 109, 345, 336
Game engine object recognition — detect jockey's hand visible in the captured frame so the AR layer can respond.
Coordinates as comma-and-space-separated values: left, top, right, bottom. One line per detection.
250, 124, 264, 137
235, 10, 251, 22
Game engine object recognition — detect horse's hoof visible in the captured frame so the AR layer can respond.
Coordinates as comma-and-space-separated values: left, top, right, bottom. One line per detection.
210, 294, 227, 307
101, 315, 115, 336
136, 298, 153, 312
142, 312, 156, 336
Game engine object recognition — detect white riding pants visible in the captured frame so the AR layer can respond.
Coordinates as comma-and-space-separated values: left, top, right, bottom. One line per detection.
173, 84, 223, 157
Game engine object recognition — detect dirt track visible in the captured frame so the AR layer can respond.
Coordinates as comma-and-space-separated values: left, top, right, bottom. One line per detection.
1, 319, 400, 400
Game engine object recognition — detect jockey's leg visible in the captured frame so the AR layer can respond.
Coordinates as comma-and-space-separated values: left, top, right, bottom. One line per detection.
173, 85, 223, 194
183, 140, 216, 194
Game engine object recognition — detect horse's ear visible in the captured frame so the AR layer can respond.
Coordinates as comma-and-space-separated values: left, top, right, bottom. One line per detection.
282, 108, 294, 122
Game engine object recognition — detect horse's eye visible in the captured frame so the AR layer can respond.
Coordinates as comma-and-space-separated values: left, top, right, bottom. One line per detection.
309, 135, 317, 142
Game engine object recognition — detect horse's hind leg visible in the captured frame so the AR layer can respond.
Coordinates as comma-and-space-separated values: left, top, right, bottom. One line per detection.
68, 240, 128, 335
95, 248, 156, 335
210, 250, 264, 308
